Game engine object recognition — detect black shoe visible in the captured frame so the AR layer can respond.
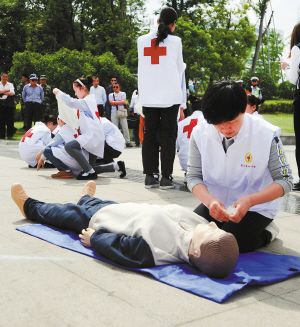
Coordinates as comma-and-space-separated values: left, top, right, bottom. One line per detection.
43, 162, 55, 168
293, 182, 300, 191
118, 161, 126, 178
160, 176, 175, 190
145, 174, 159, 189
76, 171, 98, 180
126, 143, 133, 148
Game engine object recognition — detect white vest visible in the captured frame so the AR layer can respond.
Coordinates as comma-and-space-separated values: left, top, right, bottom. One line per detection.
137, 32, 185, 106
76, 94, 105, 158
18, 122, 52, 167
193, 114, 280, 219
176, 111, 204, 171
102, 118, 125, 152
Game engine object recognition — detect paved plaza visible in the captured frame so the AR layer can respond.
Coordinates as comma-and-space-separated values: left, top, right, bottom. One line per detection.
1, 140, 300, 327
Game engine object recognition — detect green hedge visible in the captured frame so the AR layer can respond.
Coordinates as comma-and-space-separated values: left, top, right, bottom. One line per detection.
9, 48, 137, 96
260, 99, 293, 114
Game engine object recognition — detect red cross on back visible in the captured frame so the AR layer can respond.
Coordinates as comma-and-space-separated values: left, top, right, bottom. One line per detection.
21, 129, 33, 142
183, 119, 198, 139
144, 38, 167, 64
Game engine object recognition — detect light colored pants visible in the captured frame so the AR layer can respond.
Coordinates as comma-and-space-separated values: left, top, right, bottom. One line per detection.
111, 111, 130, 143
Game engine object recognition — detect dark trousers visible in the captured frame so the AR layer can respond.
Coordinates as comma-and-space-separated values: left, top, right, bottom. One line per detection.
103, 142, 121, 163
0, 105, 15, 138
24, 196, 155, 268
44, 147, 70, 171
97, 104, 105, 117
142, 105, 179, 177
24, 102, 43, 131
294, 95, 300, 179
194, 204, 273, 253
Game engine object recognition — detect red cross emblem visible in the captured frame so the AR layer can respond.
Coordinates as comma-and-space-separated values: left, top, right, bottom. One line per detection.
95, 111, 101, 120
183, 119, 198, 139
144, 39, 167, 64
21, 129, 33, 142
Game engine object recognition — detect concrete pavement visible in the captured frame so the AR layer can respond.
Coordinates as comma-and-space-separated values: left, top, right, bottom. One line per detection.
1, 140, 300, 327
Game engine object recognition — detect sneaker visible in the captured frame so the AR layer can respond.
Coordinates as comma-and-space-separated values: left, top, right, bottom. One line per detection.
43, 162, 55, 169
117, 161, 126, 178
293, 181, 300, 191
51, 171, 74, 179
160, 176, 175, 190
145, 174, 159, 189
76, 171, 98, 180
126, 143, 133, 148
265, 221, 280, 242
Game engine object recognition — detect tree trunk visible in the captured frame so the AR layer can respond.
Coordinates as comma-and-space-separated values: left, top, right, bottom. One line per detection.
251, 0, 269, 74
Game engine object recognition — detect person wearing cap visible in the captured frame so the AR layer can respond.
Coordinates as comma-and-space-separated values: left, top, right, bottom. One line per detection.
250, 77, 263, 101
40, 75, 56, 117
11, 181, 239, 278
22, 73, 44, 130
187, 81, 293, 253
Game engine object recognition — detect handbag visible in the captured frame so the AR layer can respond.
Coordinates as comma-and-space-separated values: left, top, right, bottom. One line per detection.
113, 93, 128, 118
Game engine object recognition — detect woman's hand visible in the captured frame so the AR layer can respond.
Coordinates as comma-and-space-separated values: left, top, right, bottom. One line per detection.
229, 197, 252, 223
53, 88, 60, 95
208, 200, 230, 222
36, 158, 45, 171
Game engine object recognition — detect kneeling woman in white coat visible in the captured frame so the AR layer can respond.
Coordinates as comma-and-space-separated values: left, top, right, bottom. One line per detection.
53, 77, 105, 180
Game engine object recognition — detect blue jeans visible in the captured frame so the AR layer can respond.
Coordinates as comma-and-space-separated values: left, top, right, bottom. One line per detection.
24, 195, 116, 234
44, 146, 70, 171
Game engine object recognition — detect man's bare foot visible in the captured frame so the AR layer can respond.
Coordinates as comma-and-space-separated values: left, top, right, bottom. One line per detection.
81, 181, 97, 197
79, 228, 95, 247
11, 184, 29, 217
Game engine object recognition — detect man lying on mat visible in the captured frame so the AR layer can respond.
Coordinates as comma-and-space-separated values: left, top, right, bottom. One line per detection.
11, 181, 238, 278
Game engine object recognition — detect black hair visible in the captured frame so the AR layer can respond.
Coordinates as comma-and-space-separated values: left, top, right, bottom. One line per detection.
202, 81, 247, 125
1, 72, 8, 76
189, 95, 202, 112
155, 7, 178, 46
247, 95, 260, 112
73, 76, 93, 89
43, 115, 58, 125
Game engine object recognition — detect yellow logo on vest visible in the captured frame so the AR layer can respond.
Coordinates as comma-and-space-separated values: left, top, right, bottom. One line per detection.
244, 152, 252, 163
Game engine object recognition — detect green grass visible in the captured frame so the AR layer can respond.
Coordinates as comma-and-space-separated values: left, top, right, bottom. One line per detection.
263, 113, 294, 134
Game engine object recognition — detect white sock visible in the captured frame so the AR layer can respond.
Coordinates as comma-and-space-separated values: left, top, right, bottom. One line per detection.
113, 162, 118, 171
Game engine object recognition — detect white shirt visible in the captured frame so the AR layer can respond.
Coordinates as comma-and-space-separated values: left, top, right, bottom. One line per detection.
90, 85, 107, 105
89, 203, 208, 265
285, 45, 300, 86
109, 91, 126, 112
137, 32, 186, 107
0, 81, 15, 100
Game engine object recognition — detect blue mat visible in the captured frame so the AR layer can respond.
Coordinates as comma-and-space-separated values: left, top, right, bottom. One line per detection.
17, 224, 300, 303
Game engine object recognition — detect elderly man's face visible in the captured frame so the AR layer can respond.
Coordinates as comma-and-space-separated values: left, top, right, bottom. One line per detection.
30, 79, 38, 87
40, 79, 47, 85
1, 74, 9, 84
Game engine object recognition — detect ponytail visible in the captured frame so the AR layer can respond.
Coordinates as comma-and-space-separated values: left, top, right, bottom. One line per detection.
155, 7, 178, 46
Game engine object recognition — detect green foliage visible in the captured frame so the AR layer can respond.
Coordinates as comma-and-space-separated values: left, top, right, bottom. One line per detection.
0, 0, 26, 70
263, 113, 294, 134
9, 49, 137, 95
260, 99, 293, 113
277, 81, 295, 100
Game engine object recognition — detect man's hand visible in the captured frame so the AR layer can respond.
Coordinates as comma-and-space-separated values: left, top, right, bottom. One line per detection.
208, 200, 230, 222
79, 228, 95, 247
35, 151, 42, 163
229, 197, 252, 223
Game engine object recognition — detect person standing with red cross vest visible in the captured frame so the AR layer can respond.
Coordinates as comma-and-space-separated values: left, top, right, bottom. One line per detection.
138, 7, 186, 189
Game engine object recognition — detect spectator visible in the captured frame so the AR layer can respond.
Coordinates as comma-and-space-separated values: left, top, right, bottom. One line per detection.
105, 76, 118, 120
15, 73, 29, 130
129, 89, 142, 146
0, 72, 16, 139
40, 75, 57, 116
109, 83, 132, 147
250, 77, 263, 102
22, 73, 44, 131
90, 76, 107, 117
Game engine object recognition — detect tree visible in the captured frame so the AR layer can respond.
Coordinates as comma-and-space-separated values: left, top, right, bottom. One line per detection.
250, 0, 270, 74
0, 0, 26, 70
